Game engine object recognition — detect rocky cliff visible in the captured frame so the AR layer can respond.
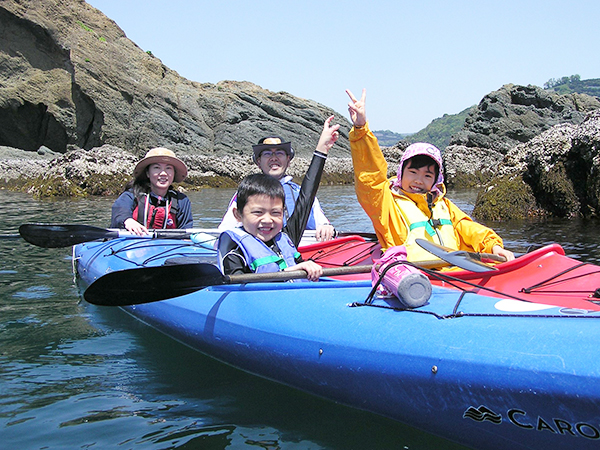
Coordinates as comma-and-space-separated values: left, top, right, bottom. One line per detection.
473, 109, 600, 220
2, 0, 600, 222
0, 0, 350, 158
444, 84, 600, 186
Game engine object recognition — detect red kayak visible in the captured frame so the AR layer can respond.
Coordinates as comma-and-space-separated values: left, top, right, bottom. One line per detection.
300, 237, 600, 311
300, 235, 379, 272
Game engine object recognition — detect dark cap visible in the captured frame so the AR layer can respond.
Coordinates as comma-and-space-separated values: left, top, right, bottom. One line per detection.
252, 137, 294, 163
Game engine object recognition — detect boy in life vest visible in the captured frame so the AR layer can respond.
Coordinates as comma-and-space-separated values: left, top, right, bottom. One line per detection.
345, 88, 515, 263
218, 116, 340, 278
111, 148, 193, 235
218, 132, 336, 242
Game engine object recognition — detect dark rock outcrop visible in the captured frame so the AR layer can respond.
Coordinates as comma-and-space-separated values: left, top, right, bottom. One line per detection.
444, 84, 600, 186
2, 0, 599, 223
0, 0, 351, 158
473, 109, 600, 220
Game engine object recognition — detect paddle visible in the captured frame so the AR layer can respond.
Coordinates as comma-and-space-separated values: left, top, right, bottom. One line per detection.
0, 233, 21, 239
83, 255, 463, 307
19, 223, 220, 248
82, 237, 507, 306
83, 263, 375, 306
416, 239, 506, 272
19, 223, 378, 248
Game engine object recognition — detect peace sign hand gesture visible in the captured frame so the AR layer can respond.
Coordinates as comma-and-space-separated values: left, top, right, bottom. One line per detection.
346, 88, 367, 128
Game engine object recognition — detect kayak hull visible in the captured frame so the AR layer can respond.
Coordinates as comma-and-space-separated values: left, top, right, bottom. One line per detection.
73, 238, 600, 450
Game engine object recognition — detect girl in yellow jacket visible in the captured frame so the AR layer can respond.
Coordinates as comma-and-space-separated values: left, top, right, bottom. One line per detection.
345, 88, 515, 263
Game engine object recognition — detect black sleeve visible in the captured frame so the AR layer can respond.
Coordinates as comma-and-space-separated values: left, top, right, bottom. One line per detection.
284, 151, 327, 248
221, 245, 252, 275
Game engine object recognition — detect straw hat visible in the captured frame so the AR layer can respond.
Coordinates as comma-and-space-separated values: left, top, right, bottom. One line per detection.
133, 147, 188, 183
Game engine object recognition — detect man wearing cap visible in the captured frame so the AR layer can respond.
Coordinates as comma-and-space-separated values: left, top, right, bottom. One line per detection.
218, 136, 336, 241
111, 147, 193, 235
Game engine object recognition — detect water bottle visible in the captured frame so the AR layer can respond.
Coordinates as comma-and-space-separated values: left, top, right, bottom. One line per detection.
372, 245, 432, 308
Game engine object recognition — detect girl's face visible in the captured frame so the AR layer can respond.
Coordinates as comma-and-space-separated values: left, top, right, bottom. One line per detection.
233, 194, 284, 243
147, 163, 175, 196
401, 161, 436, 194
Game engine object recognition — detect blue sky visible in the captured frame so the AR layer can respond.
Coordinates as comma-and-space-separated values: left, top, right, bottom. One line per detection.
86, 0, 600, 133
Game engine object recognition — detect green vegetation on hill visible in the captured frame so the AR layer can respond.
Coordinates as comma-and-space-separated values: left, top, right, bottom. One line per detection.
372, 130, 411, 147
405, 106, 475, 150
373, 106, 473, 149
544, 74, 600, 98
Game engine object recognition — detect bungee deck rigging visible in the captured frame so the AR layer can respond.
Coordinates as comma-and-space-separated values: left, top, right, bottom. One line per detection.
73, 234, 600, 312
359, 260, 600, 319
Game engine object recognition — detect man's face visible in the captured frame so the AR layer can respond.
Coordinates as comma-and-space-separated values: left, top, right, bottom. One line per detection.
257, 148, 291, 179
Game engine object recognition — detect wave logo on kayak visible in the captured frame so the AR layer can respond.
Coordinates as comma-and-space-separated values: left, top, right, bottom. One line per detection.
463, 404, 600, 440
463, 405, 502, 424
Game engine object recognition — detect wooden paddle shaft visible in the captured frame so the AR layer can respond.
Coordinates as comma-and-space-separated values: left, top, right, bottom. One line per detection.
226, 265, 373, 284
226, 259, 449, 284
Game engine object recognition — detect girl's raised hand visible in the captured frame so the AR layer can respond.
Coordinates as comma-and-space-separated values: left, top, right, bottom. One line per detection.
346, 88, 367, 127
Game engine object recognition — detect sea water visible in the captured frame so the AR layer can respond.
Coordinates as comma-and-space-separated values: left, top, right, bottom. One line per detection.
1, 186, 599, 449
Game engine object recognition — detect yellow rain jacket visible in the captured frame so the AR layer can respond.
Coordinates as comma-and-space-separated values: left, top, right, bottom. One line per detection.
349, 123, 504, 258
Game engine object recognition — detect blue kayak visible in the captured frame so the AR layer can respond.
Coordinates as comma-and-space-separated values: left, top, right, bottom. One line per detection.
73, 237, 600, 450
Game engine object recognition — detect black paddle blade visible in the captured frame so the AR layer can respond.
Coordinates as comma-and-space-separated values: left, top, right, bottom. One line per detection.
83, 263, 225, 306
415, 239, 497, 273
19, 224, 118, 248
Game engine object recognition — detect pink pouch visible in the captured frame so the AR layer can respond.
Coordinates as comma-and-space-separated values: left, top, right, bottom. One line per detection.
371, 245, 432, 308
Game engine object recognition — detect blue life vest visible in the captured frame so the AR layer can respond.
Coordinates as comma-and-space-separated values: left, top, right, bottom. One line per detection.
218, 228, 301, 274
281, 179, 317, 230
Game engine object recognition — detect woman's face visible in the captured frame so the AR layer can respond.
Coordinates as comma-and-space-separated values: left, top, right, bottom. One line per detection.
147, 163, 175, 196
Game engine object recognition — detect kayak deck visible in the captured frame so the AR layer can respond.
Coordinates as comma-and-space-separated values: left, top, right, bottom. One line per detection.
72, 237, 600, 450
300, 238, 600, 311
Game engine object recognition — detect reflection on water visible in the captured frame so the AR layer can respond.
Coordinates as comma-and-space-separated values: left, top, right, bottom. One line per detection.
1, 186, 600, 449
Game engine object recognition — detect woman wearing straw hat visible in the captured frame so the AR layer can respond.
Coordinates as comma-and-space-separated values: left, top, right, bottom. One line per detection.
111, 148, 193, 235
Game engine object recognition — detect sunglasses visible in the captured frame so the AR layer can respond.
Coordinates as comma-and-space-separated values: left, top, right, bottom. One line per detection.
260, 150, 288, 159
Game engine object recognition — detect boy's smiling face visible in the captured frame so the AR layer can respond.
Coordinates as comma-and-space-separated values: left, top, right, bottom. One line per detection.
233, 194, 284, 243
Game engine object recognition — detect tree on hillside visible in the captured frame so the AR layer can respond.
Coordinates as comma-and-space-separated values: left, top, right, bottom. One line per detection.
544, 74, 580, 90
543, 75, 600, 98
